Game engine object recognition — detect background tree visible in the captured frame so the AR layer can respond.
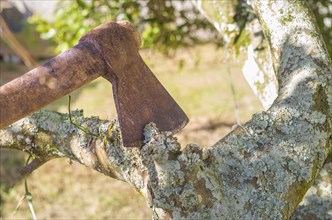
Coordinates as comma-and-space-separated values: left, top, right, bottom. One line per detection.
29, 0, 331, 108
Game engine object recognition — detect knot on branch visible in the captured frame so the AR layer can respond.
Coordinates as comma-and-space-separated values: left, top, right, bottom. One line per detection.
142, 123, 181, 164
140, 123, 217, 218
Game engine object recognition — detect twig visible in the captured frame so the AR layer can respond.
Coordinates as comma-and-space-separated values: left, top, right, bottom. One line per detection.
68, 95, 102, 139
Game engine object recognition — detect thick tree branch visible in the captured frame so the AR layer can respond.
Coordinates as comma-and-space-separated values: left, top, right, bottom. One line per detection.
194, 1, 332, 218
0, 0, 331, 219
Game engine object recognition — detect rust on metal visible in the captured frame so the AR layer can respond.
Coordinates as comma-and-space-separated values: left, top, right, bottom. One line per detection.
0, 21, 188, 147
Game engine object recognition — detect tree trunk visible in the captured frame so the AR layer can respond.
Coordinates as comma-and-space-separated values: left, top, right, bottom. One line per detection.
194, 1, 332, 218
1, 0, 331, 219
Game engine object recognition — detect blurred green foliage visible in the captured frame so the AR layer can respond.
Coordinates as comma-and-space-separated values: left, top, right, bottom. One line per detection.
30, 0, 331, 58
29, 0, 222, 54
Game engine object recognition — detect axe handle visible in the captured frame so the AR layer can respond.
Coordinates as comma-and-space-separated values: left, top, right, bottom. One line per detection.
0, 42, 106, 129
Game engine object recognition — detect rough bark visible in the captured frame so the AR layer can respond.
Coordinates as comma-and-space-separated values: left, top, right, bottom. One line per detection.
194, 1, 332, 218
291, 161, 332, 220
1, 0, 331, 219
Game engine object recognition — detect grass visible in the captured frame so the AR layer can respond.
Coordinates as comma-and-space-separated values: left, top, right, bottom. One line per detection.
0, 45, 263, 219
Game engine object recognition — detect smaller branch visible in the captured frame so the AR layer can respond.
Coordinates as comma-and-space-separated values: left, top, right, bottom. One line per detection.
0, 110, 127, 181
19, 158, 50, 177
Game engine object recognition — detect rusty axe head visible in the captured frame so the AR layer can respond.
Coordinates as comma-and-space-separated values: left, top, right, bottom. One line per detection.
79, 21, 188, 147
0, 21, 188, 147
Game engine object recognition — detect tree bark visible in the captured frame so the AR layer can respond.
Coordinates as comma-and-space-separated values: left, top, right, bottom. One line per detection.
1, 0, 331, 219
194, 1, 332, 218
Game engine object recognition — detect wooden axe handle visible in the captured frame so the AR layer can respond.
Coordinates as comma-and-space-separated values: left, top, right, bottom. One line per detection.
0, 42, 106, 129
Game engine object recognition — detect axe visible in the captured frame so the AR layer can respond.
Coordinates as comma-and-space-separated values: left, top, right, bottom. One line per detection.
0, 21, 188, 147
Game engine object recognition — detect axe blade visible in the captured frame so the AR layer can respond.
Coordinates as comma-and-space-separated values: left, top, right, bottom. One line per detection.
79, 21, 189, 147
104, 56, 188, 147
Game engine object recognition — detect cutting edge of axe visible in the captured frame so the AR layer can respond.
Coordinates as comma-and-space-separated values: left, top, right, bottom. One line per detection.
0, 21, 189, 147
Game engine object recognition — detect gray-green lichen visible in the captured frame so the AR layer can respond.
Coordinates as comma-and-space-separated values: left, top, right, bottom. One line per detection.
0, 99, 330, 219
291, 162, 332, 219
134, 101, 329, 219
